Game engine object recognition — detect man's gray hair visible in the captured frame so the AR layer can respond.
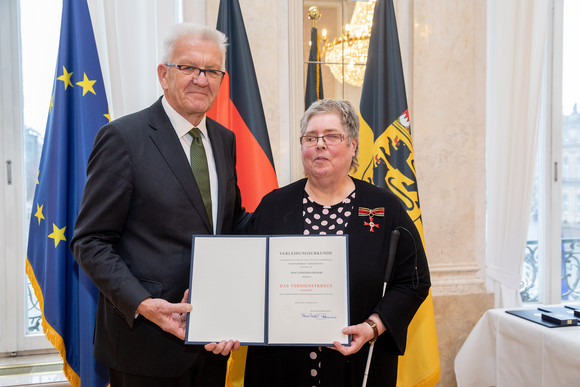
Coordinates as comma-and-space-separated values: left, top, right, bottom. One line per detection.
160, 22, 228, 69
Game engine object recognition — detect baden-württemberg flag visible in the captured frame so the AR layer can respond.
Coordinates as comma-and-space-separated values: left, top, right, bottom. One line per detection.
351, 0, 441, 385
25, 0, 110, 385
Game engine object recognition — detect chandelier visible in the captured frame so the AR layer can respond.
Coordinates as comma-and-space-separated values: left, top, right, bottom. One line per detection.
310, 1, 376, 87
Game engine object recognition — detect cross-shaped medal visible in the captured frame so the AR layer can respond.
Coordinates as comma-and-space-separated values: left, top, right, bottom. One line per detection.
358, 207, 385, 233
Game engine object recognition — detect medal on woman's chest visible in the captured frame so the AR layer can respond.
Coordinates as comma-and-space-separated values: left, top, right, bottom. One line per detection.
358, 207, 385, 232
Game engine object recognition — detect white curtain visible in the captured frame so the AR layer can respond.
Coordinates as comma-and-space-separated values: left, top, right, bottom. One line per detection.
87, 0, 207, 120
486, 0, 551, 308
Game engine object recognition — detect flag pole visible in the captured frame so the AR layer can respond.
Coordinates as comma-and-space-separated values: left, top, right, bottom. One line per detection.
362, 229, 399, 387
305, 6, 324, 110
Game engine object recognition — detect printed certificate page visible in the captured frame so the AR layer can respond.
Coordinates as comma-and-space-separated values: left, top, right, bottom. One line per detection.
267, 235, 349, 345
186, 236, 267, 345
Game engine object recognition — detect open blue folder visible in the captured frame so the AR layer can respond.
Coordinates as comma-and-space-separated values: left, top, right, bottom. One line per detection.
185, 235, 350, 346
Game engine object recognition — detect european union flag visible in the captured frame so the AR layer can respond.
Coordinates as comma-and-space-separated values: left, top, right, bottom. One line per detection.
25, 0, 110, 385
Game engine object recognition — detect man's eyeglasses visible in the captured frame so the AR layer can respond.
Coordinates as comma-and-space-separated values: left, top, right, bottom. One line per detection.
166, 64, 225, 79
300, 133, 345, 147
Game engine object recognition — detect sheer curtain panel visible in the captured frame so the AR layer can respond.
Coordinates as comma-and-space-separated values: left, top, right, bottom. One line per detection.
485, 0, 551, 307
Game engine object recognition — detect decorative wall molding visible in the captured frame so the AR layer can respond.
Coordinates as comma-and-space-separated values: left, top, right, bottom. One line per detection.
430, 263, 486, 296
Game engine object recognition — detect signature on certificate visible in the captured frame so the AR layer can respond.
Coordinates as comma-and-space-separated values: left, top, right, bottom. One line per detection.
301, 312, 337, 320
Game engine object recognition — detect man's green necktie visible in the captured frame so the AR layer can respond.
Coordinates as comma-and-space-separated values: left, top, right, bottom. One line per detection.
189, 128, 212, 228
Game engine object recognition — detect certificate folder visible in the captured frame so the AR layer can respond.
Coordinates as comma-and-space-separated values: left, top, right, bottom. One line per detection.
564, 305, 580, 317
185, 235, 350, 346
540, 312, 578, 326
506, 305, 580, 328
538, 305, 580, 324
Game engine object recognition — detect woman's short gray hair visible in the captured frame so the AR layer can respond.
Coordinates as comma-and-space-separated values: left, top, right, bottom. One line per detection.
160, 22, 228, 69
300, 99, 360, 171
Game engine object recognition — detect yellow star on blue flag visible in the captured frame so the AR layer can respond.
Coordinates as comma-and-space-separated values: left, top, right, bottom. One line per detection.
76, 73, 97, 96
57, 66, 74, 90
48, 224, 67, 248
34, 203, 45, 225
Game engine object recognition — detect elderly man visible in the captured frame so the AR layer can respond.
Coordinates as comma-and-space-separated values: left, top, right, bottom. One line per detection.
71, 22, 246, 386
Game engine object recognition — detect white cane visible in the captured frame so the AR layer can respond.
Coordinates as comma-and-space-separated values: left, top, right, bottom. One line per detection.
362, 229, 400, 387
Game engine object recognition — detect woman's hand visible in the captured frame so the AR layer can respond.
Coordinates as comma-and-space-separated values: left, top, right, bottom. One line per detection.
331, 314, 385, 356
331, 321, 375, 356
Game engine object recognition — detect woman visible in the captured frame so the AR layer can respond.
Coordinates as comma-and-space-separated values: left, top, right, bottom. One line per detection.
243, 99, 431, 387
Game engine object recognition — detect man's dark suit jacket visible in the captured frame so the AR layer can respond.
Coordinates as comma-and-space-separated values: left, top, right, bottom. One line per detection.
71, 97, 247, 377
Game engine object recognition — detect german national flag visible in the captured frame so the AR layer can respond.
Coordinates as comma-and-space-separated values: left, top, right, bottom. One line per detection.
209, 1, 278, 385
351, 0, 441, 385
207, 0, 278, 213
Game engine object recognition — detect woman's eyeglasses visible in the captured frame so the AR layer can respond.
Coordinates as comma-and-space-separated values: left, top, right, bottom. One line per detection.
299, 133, 345, 147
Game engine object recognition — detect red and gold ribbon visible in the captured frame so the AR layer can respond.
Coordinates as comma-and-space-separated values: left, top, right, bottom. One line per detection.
358, 207, 385, 232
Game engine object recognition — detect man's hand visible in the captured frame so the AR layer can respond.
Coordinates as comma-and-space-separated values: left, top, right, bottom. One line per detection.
137, 290, 192, 340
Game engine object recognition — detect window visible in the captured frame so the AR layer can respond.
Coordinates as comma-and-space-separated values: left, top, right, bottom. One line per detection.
524, 0, 580, 303
0, 0, 61, 354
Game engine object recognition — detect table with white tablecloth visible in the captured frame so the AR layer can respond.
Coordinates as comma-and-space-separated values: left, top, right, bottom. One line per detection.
454, 307, 580, 386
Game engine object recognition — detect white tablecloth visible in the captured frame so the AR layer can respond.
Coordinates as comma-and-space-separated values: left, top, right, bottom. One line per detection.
454, 307, 580, 386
